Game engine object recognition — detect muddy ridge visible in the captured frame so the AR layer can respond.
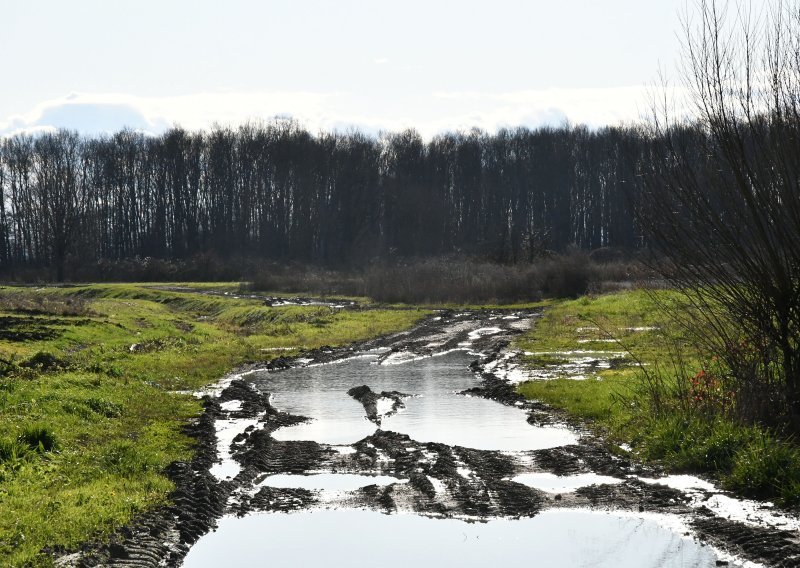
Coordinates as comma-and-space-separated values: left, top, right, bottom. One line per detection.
347, 385, 409, 425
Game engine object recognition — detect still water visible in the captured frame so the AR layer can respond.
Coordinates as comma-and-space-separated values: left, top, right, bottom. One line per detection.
251, 350, 577, 451
188, 347, 738, 567
184, 509, 731, 568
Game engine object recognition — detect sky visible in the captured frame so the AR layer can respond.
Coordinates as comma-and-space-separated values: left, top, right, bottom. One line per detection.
0, 0, 687, 138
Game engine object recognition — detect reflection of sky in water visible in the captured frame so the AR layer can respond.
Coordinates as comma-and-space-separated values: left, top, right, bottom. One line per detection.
256, 473, 406, 491
184, 509, 731, 568
511, 472, 623, 493
250, 351, 577, 450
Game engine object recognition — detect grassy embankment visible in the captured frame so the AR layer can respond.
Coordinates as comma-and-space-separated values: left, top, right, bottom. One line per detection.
516, 290, 800, 506
0, 284, 428, 567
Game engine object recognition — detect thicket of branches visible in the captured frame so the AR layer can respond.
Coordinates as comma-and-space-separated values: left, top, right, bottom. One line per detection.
0, 123, 651, 281
644, 0, 800, 431
241, 252, 643, 303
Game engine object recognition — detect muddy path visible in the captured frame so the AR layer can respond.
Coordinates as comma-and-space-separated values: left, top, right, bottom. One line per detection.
61, 309, 800, 567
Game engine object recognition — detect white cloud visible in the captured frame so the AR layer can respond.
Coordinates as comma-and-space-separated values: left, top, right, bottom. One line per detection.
0, 86, 684, 140
432, 87, 656, 129
0, 94, 168, 137
0, 92, 339, 138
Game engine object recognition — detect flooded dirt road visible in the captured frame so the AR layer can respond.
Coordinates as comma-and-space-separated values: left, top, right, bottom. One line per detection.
74, 310, 800, 567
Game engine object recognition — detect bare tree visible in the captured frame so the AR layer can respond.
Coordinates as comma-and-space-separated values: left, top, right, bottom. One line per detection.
32, 131, 83, 282
1, 119, 645, 279
643, 0, 800, 429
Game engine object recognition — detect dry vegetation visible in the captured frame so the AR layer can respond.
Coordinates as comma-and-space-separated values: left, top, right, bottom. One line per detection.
243, 252, 652, 304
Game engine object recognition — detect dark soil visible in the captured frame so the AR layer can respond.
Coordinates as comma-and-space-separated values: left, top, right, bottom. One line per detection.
692, 516, 800, 568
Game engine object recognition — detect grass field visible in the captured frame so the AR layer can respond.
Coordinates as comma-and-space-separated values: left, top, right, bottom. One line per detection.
0, 284, 428, 567
515, 290, 800, 506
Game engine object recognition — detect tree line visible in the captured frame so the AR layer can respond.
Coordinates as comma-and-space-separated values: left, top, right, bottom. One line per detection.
0, 122, 664, 281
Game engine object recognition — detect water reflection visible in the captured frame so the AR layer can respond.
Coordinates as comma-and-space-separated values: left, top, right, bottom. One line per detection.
510, 472, 623, 493
184, 509, 734, 568
255, 473, 407, 491
251, 351, 577, 450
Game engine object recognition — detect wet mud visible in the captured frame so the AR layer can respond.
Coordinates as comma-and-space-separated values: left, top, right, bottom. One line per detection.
147, 286, 359, 309
692, 516, 800, 568
346, 385, 409, 425
56, 308, 800, 567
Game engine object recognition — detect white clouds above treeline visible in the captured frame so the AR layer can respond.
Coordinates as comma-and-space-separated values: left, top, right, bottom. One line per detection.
0, 86, 668, 139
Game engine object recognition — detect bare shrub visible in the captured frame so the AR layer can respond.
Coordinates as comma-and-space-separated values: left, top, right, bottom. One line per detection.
643, 0, 800, 430
362, 259, 543, 303
242, 254, 649, 304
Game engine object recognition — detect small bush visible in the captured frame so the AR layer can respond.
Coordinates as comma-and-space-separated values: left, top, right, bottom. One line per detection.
539, 252, 591, 298
241, 254, 650, 303
20, 351, 68, 372
19, 425, 59, 453
727, 432, 800, 504
637, 415, 749, 473
634, 412, 800, 505
697, 421, 748, 472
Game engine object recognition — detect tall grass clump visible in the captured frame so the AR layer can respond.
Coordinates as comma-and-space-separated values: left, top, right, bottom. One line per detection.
19, 425, 59, 453
0, 438, 30, 463
629, 338, 800, 505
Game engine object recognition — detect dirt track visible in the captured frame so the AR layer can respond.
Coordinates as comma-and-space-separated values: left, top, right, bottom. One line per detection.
59, 309, 800, 568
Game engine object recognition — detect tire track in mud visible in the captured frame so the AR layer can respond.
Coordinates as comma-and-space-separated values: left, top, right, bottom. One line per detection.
56, 309, 800, 568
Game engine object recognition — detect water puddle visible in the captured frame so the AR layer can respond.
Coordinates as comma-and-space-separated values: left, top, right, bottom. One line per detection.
184, 314, 781, 568
638, 475, 716, 492
252, 351, 577, 450
379, 395, 576, 450
486, 350, 629, 383
210, 417, 262, 480
467, 327, 503, 341
639, 475, 800, 531
511, 472, 624, 493
220, 400, 243, 412
183, 509, 739, 568
255, 473, 407, 491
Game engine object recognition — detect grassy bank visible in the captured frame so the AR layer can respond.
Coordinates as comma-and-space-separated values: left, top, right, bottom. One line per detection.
515, 290, 800, 506
0, 284, 428, 567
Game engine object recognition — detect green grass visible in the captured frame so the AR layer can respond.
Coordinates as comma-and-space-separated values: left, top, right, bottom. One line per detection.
517, 373, 632, 426
0, 284, 428, 566
515, 290, 800, 506
515, 290, 682, 356
515, 290, 676, 433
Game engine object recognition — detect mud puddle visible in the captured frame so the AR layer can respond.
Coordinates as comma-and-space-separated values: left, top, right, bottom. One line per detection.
183, 509, 740, 568
147, 285, 357, 308
510, 471, 624, 493
254, 473, 408, 491
72, 308, 800, 567
485, 349, 630, 382
254, 350, 577, 450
